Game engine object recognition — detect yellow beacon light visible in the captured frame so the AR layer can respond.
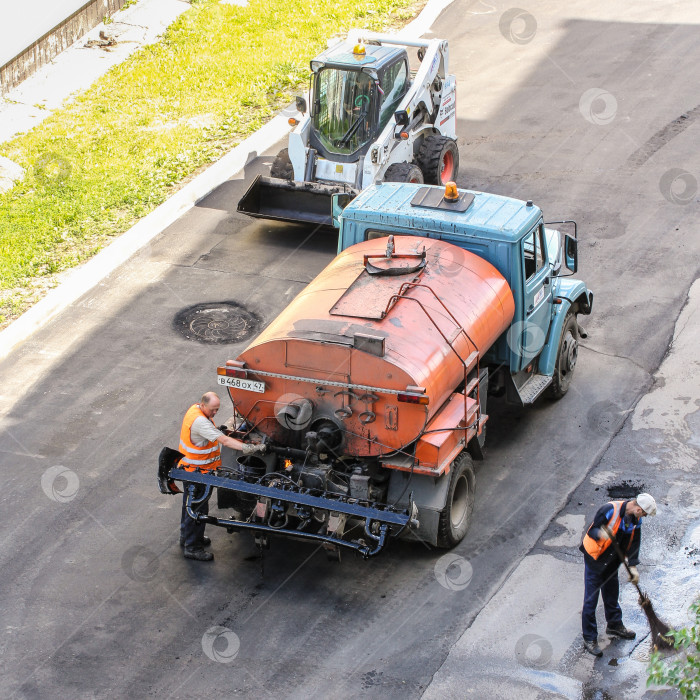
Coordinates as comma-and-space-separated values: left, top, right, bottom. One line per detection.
444, 182, 459, 201
353, 43, 366, 56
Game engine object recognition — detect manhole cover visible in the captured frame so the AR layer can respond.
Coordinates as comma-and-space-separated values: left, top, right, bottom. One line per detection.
173, 302, 260, 344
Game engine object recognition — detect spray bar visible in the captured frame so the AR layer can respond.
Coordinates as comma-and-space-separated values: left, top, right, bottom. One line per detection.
170, 468, 410, 525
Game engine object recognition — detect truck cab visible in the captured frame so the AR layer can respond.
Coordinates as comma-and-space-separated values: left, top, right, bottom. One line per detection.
334, 182, 593, 405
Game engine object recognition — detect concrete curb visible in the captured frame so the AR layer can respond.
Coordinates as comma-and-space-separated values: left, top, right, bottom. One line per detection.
0, 0, 455, 362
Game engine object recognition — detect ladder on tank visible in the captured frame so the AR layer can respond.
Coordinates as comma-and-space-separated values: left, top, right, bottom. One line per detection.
380, 280, 485, 453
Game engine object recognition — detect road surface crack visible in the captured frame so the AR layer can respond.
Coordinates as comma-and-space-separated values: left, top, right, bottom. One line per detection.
579, 343, 650, 374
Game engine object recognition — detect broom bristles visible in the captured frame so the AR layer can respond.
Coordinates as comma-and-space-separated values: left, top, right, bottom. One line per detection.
639, 590, 674, 650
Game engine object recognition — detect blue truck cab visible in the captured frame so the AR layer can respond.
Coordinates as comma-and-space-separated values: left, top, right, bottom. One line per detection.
333, 182, 593, 406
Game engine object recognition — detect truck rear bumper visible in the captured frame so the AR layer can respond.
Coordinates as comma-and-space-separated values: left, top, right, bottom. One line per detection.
167, 466, 412, 559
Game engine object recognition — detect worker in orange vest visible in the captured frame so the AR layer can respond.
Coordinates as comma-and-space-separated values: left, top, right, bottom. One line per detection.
579, 493, 657, 656
179, 391, 265, 561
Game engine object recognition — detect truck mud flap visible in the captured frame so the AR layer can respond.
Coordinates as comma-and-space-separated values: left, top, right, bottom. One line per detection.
169, 467, 412, 559
237, 175, 357, 228
157, 446, 183, 494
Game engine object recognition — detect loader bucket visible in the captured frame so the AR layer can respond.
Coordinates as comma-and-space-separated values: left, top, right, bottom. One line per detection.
237, 175, 357, 228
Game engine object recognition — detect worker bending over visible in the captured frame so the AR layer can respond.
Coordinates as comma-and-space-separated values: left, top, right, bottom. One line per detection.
580, 493, 657, 657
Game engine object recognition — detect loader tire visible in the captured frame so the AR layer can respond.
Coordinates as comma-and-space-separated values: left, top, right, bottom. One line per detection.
547, 312, 578, 400
383, 162, 424, 184
417, 135, 459, 185
437, 452, 475, 548
270, 148, 294, 180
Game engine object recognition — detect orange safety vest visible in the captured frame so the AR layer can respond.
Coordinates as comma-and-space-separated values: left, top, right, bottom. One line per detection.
582, 500, 632, 560
178, 404, 221, 473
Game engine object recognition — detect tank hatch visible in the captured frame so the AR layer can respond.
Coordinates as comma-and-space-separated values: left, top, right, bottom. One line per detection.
330, 236, 426, 320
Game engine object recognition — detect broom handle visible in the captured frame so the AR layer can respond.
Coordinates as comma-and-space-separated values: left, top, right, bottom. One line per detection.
606, 527, 643, 596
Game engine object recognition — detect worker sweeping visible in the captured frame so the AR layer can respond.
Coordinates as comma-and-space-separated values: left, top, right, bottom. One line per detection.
579, 492, 658, 657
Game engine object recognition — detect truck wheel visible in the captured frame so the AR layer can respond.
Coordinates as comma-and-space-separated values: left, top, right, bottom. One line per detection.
417, 135, 460, 185
270, 148, 294, 180
547, 312, 578, 399
384, 162, 424, 184
437, 452, 475, 548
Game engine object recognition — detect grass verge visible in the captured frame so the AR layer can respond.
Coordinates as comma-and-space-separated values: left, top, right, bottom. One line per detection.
0, 0, 419, 328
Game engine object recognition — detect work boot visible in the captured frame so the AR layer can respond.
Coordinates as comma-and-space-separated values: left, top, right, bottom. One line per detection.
179, 535, 211, 548
583, 639, 603, 657
606, 624, 636, 640
183, 547, 214, 561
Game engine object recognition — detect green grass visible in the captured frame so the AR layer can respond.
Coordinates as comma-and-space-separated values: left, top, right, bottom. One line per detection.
0, 0, 417, 326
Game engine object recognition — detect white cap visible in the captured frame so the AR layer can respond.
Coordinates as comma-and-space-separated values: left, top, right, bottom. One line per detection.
636, 493, 657, 516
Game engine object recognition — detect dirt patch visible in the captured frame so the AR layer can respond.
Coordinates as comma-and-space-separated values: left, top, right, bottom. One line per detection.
606, 480, 647, 499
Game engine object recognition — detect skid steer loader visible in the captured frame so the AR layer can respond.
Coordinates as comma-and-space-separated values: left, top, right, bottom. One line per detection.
237, 30, 459, 227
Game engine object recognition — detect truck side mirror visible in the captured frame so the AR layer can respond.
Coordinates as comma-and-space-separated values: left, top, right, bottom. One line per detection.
332, 192, 355, 228
295, 96, 307, 115
564, 234, 578, 273
394, 110, 409, 126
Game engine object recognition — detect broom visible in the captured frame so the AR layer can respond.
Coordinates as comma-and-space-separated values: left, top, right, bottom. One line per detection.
607, 528, 674, 650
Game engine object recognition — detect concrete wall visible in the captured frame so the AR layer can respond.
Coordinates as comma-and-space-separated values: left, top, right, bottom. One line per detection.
0, 0, 128, 94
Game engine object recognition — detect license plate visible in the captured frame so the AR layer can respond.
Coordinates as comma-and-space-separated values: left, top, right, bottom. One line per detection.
217, 376, 265, 393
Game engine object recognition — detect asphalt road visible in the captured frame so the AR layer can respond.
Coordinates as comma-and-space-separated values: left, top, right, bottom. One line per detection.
2, 1, 699, 698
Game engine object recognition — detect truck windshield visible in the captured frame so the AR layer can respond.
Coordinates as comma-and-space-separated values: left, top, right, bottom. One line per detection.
312, 68, 375, 155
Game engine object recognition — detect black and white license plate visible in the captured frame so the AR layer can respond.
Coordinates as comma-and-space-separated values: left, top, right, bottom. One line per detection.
217, 376, 265, 393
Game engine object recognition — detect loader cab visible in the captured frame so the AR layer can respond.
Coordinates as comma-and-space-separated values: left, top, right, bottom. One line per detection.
309, 43, 409, 162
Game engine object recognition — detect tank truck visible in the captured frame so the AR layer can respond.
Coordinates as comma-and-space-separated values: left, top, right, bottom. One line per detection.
158, 182, 593, 558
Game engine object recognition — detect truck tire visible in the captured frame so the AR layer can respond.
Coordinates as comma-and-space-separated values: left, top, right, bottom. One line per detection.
384, 162, 424, 184
270, 148, 294, 180
437, 452, 475, 548
417, 135, 459, 185
547, 312, 578, 399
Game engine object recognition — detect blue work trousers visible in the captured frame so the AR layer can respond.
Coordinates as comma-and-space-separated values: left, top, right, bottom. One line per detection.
582, 562, 623, 641
180, 483, 209, 549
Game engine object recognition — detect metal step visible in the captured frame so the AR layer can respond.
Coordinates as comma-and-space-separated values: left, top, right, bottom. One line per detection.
516, 373, 553, 405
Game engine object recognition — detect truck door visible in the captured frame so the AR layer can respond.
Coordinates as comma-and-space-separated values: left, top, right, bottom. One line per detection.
519, 224, 552, 368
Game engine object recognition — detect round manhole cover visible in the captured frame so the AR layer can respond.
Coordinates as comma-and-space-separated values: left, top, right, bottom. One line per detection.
173, 302, 261, 344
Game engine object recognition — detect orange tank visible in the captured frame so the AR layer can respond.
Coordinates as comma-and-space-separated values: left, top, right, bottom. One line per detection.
224, 236, 514, 466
